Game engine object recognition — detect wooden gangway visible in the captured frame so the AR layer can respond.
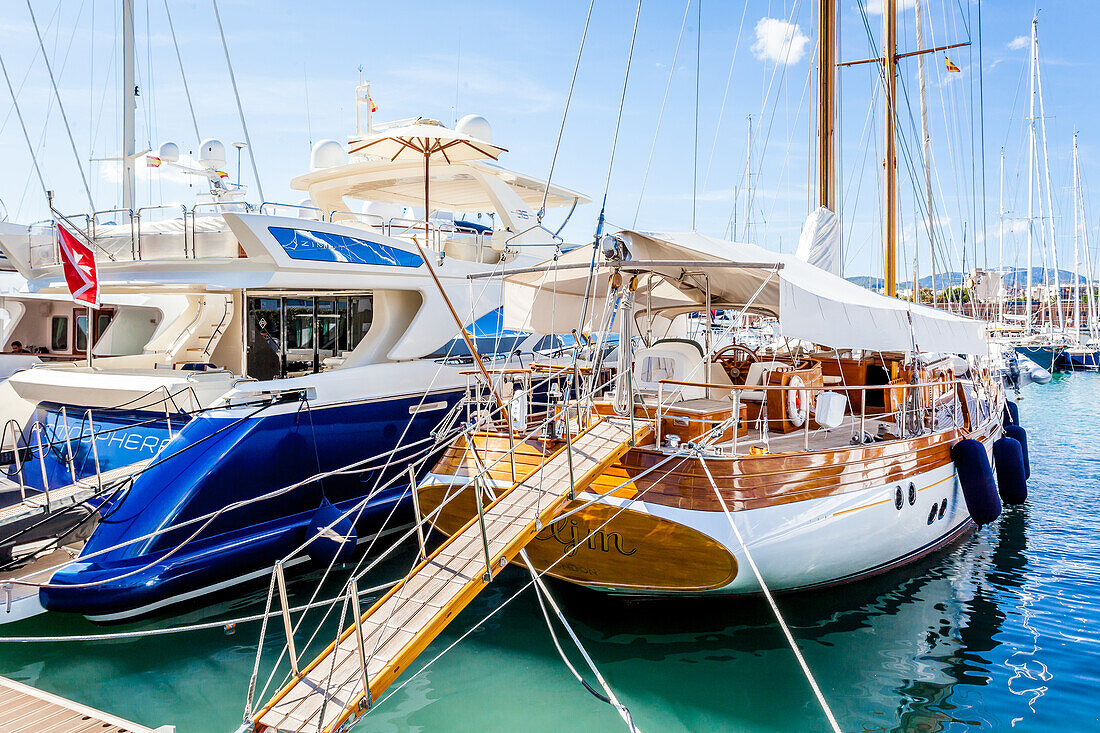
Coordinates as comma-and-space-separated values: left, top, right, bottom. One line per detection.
253, 417, 648, 733
0, 676, 173, 732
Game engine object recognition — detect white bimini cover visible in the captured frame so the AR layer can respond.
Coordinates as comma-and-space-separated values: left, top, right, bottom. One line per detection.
500, 230, 987, 355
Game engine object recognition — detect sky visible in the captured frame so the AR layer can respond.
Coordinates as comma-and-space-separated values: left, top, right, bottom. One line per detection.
0, 0, 1097, 281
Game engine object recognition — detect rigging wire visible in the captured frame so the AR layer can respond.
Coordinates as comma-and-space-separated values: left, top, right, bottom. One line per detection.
633, 0, 692, 228
211, 0, 264, 201
163, 0, 201, 143
25, 0, 94, 209
0, 49, 49, 206
538, 0, 596, 223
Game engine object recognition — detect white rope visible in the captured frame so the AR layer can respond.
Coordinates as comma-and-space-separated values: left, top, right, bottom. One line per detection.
521, 550, 639, 732
695, 455, 841, 733
0, 579, 398, 644
211, 0, 263, 201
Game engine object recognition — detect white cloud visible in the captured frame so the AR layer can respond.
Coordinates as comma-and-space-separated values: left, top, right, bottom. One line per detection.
1008, 36, 1029, 51
751, 18, 810, 65
863, 0, 917, 14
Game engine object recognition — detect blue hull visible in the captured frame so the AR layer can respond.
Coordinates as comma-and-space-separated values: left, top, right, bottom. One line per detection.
40, 389, 462, 619
1057, 351, 1100, 371
0, 404, 183, 494
1015, 346, 1060, 372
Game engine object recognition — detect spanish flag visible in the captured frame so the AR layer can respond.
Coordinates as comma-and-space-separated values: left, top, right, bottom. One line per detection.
370, 97, 377, 113
146, 155, 161, 168
216, 170, 229, 179
945, 57, 961, 73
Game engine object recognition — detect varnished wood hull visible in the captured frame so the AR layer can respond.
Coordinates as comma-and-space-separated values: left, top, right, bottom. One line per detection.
417, 419, 1000, 595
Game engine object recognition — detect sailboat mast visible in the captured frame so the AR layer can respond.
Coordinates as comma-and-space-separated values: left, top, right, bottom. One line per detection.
817, 0, 836, 211
122, 0, 136, 211
998, 148, 1005, 325
914, 0, 935, 306
1073, 132, 1082, 331
1026, 18, 1036, 333
883, 0, 898, 297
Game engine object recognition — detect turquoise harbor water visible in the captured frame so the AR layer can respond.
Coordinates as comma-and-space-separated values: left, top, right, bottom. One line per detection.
0, 376, 1098, 732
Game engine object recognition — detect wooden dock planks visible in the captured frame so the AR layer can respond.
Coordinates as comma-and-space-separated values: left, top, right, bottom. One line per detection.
0, 676, 172, 732
254, 417, 649, 733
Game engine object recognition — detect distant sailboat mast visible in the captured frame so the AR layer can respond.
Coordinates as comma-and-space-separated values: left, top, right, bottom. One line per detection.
1073, 131, 1082, 331
1026, 18, 1036, 334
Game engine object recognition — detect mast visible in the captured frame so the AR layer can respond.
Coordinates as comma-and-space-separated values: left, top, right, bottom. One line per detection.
998, 148, 1005, 325
122, 0, 136, 211
914, 0, 935, 305
883, 0, 898, 297
1073, 132, 1082, 331
1025, 18, 1036, 333
817, 0, 836, 211
1034, 24, 1064, 332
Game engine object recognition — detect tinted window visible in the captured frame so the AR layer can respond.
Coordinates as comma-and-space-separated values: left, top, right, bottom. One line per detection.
268, 227, 423, 268
51, 316, 68, 351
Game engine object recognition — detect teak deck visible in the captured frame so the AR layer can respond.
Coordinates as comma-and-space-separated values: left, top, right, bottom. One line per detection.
254, 418, 648, 733
0, 676, 171, 732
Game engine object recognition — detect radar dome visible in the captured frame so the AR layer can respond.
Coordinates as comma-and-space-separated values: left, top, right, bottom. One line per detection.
158, 141, 180, 163
311, 139, 346, 171
198, 138, 226, 167
456, 115, 493, 144
297, 198, 320, 220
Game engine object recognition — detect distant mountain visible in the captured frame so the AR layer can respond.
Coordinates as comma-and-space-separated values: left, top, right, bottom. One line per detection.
846, 268, 1091, 291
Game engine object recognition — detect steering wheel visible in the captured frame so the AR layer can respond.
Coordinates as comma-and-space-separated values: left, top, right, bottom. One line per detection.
713, 343, 760, 380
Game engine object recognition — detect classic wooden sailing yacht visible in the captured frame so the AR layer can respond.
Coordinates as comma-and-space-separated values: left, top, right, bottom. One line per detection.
245, 3, 1026, 730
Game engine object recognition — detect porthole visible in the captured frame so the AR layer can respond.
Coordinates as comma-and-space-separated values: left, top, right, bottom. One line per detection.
895, 486, 904, 510
939, 498, 947, 519
908, 482, 917, 506
927, 504, 937, 525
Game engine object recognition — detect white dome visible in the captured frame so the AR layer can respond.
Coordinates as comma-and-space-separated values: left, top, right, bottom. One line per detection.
297, 198, 320, 220
198, 138, 226, 167
456, 114, 492, 144
158, 141, 180, 163
311, 139, 346, 171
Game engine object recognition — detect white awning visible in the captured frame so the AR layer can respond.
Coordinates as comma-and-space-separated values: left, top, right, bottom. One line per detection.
500, 230, 987, 355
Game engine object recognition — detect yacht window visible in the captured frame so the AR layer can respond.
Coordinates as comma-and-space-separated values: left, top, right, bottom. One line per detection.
51, 316, 68, 351
246, 294, 374, 379
75, 314, 88, 352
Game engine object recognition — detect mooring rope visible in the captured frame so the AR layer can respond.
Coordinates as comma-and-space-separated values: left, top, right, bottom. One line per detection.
695, 453, 842, 733
522, 550, 639, 732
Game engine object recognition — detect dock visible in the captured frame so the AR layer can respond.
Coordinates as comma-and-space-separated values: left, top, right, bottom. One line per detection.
253, 417, 648, 733
0, 676, 173, 732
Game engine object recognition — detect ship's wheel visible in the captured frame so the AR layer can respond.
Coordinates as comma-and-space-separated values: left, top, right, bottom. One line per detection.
714, 343, 760, 380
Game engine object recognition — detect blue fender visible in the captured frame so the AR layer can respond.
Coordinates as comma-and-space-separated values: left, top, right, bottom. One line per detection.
305, 500, 357, 566
952, 438, 1001, 526
1002, 401, 1020, 428
1004, 424, 1030, 480
993, 436, 1027, 505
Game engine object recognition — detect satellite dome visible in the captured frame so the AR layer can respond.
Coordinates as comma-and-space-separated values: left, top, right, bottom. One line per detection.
297, 198, 320, 220
456, 114, 493, 144
158, 141, 180, 163
311, 139, 346, 170
198, 138, 226, 167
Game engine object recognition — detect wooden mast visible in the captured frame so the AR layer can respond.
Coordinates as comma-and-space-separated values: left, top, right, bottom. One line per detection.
817, 0, 836, 211
883, 0, 898, 297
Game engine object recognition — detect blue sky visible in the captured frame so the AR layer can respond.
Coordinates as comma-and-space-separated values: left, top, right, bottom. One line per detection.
0, 0, 1096, 279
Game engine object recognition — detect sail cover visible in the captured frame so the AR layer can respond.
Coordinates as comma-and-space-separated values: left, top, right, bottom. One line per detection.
500, 230, 987, 355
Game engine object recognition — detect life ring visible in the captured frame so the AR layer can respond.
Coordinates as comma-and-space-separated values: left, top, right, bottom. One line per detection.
786, 375, 808, 428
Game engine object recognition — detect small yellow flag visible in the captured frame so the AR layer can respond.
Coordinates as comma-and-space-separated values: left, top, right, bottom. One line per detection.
945, 57, 961, 73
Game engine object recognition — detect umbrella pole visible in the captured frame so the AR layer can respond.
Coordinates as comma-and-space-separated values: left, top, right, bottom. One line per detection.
411, 150, 505, 410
